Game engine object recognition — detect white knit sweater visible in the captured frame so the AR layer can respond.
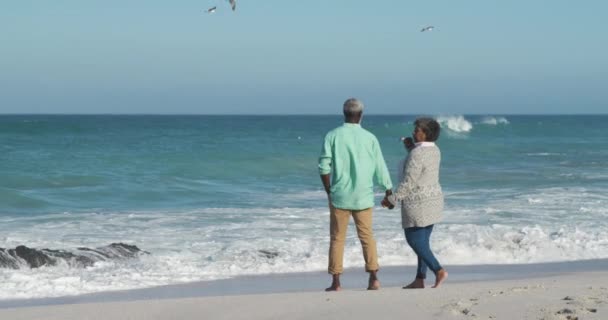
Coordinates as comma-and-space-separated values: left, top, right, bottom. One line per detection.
388, 142, 444, 228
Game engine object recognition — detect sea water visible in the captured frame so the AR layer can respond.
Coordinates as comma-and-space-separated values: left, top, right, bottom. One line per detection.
1, 114, 607, 299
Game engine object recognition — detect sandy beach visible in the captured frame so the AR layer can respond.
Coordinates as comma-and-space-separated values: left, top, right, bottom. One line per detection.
2, 261, 608, 320
3, 0, 607, 318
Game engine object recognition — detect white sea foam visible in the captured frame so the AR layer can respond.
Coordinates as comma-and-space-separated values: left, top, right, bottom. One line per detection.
480, 116, 510, 125
435, 115, 473, 133
526, 153, 563, 157
278, 190, 327, 201
2, 219, 608, 299
1, 186, 608, 300
527, 198, 544, 204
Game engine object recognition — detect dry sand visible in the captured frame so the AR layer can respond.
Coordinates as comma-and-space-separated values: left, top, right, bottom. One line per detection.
2, 271, 608, 320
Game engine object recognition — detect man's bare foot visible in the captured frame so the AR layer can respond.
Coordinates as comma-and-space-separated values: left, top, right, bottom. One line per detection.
367, 271, 380, 290
402, 278, 425, 289
367, 279, 380, 290
432, 269, 448, 288
325, 274, 341, 291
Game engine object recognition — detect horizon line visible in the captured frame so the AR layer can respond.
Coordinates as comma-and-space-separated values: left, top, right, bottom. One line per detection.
1, 113, 608, 116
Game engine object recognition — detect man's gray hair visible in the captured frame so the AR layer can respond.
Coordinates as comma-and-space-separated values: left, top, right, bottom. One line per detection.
343, 98, 364, 116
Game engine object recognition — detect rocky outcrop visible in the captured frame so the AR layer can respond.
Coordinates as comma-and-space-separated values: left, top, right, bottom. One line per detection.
0, 243, 147, 269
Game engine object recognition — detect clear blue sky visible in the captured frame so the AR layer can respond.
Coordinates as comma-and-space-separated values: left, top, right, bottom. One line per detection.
1, 0, 607, 114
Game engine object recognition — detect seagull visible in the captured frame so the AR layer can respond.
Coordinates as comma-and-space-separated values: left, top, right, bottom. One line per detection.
420, 26, 435, 32
206, 6, 216, 13
228, 0, 236, 11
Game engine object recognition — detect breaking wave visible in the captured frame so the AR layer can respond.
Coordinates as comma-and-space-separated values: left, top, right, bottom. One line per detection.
435, 115, 473, 133
480, 116, 510, 125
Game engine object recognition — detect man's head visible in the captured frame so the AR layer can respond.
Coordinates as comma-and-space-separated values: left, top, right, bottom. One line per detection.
343, 98, 364, 123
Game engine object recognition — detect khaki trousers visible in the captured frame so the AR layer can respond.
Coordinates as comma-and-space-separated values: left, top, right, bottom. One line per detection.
328, 206, 379, 274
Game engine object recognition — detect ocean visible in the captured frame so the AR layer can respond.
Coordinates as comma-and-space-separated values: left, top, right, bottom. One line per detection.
1, 114, 607, 299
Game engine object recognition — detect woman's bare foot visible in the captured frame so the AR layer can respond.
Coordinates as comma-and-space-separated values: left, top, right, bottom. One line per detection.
402, 278, 425, 289
432, 269, 448, 288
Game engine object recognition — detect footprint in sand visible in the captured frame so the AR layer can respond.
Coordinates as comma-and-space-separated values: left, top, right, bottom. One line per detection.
556, 308, 575, 315
442, 300, 477, 317
553, 296, 601, 320
554, 308, 579, 320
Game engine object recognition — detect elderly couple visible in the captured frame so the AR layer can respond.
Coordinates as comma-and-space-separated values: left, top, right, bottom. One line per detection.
318, 98, 448, 291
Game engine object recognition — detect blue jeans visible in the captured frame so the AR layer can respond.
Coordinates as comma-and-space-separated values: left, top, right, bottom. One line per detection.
404, 225, 442, 279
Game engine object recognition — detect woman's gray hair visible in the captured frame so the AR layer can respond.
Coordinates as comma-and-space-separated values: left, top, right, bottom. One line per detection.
343, 98, 364, 117
415, 117, 441, 142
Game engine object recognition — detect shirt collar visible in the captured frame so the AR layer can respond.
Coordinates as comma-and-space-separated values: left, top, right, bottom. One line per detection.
343, 123, 361, 127
415, 141, 436, 147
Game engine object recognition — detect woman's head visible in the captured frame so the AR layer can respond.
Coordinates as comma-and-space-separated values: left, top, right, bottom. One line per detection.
413, 118, 441, 142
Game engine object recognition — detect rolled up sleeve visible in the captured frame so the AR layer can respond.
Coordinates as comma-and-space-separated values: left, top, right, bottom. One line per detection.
318, 134, 332, 175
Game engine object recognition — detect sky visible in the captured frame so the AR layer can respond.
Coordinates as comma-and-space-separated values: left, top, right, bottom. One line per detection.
1, 0, 607, 114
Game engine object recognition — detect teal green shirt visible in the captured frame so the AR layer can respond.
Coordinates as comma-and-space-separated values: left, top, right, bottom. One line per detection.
318, 123, 393, 210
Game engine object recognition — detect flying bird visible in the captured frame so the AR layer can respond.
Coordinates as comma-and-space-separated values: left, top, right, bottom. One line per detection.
228, 0, 236, 11
420, 26, 435, 32
206, 6, 216, 13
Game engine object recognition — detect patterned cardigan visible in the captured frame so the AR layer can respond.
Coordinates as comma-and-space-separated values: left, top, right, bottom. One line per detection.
388, 142, 444, 228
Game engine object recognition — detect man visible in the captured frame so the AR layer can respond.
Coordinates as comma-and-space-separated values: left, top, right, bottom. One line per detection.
318, 98, 393, 291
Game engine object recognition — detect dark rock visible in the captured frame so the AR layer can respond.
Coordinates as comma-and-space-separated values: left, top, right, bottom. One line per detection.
44, 249, 96, 267
14, 245, 57, 268
258, 250, 279, 259
0, 243, 147, 269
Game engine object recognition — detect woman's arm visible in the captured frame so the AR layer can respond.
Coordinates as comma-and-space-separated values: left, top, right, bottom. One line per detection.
387, 149, 424, 205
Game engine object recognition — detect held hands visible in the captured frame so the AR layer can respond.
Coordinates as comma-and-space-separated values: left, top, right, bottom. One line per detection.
381, 190, 395, 210
381, 197, 394, 209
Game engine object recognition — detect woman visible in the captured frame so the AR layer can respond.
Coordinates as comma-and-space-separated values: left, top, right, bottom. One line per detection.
383, 117, 448, 288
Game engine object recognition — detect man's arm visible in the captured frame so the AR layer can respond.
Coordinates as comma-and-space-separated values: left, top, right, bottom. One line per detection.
318, 133, 333, 198
373, 138, 393, 192
372, 138, 395, 208
320, 174, 331, 195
